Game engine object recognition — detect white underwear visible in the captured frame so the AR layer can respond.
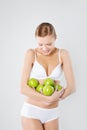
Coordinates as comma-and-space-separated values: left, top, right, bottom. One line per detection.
21, 102, 61, 124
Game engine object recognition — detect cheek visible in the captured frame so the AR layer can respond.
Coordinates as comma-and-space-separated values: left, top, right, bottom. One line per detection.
39, 47, 44, 50
49, 44, 55, 49
38, 45, 42, 49
45, 46, 54, 51
49, 46, 53, 49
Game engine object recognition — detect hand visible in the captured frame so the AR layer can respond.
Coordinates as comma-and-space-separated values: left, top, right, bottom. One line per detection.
41, 88, 65, 106
50, 88, 65, 102
54, 80, 60, 85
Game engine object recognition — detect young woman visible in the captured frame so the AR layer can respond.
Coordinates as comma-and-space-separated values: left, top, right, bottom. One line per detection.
20, 22, 76, 130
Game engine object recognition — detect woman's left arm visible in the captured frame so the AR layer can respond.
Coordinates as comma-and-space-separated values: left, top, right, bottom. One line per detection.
60, 49, 76, 100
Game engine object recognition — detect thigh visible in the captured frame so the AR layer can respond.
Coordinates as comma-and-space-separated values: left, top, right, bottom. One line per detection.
21, 117, 44, 130
44, 119, 59, 130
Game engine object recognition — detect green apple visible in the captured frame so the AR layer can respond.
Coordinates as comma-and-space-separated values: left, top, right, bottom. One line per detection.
43, 78, 55, 86
55, 84, 62, 91
43, 85, 54, 96
27, 78, 39, 88
36, 84, 44, 93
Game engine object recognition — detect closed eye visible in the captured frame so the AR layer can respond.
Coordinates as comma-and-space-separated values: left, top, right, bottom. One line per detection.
39, 43, 43, 46
38, 43, 52, 46
47, 43, 52, 46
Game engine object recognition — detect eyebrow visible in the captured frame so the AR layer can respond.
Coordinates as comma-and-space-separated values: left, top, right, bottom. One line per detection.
39, 42, 52, 45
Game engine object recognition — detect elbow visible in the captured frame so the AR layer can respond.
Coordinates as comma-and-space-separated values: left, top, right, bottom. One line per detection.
20, 88, 24, 94
20, 87, 24, 95
73, 83, 76, 92
20, 84, 26, 95
71, 84, 76, 94
72, 87, 76, 94
66, 84, 76, 95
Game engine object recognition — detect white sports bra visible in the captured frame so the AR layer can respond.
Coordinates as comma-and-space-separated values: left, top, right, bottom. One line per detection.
30, 49, 64, 80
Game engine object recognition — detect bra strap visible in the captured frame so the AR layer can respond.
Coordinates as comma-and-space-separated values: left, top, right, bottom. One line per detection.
34, 49, 37, 61
58, 49, 61, 63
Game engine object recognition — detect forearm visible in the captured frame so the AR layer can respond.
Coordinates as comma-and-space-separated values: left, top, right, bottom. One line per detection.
20, 85, 50, 103
60, 86, 76, 100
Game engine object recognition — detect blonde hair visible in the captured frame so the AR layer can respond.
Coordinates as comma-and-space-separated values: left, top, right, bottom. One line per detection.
35, 22, 57, 39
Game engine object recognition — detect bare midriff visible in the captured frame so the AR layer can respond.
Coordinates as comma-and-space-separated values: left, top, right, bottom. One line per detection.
25, 98, 59, 109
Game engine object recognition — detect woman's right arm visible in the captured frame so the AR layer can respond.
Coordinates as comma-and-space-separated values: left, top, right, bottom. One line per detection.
20, 49, 53, 103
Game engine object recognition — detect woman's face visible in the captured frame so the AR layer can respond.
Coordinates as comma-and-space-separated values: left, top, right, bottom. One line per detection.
36, 35, 56, 55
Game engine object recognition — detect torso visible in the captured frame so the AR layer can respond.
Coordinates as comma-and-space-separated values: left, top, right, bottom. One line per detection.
26, 47, 63, 108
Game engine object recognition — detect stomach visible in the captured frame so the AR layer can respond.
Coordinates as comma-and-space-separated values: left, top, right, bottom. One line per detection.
25, 97, 59, 109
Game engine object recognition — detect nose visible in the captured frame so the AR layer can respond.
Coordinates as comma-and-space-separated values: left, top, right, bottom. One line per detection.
42, 45, 47, 51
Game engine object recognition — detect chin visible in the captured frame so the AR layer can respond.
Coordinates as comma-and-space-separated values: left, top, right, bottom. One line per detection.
42, 50, 53, 55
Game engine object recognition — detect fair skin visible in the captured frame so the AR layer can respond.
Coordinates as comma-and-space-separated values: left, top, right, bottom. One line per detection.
20, 35, 76, 130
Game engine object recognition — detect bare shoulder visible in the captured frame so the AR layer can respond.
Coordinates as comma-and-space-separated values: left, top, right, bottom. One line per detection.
60, 48, 69, 56
60, 49, 70, 58
25, 49, 35, 61
59, 49, 72, 64
26, 48, 35, 55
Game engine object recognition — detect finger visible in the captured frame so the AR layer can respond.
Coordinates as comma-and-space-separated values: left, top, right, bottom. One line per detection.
54, 80, 60, 84
59, 89, 65, 97
59, 88, 65, 92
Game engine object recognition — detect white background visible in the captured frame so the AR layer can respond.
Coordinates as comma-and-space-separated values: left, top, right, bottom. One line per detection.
0, 0, 87, 130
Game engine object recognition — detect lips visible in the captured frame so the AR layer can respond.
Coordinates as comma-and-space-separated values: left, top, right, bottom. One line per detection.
39, 49, 52, 55
43, 50, 49, 53
42, 49, 49, 53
